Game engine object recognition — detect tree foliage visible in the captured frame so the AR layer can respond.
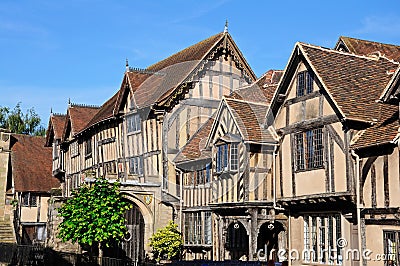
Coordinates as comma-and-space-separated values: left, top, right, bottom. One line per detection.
0, 102, 44, 135
57, 177, 131, 248
149, 220, 183, 262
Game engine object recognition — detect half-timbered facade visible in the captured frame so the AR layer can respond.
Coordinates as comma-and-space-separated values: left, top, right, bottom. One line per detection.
267, 38, 400, 266
174, 71, 284, 261
47, 29, 256, 263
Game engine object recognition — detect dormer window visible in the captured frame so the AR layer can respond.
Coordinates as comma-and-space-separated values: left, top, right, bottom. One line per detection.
216, 143, 239, 173
296, 71, 314, 97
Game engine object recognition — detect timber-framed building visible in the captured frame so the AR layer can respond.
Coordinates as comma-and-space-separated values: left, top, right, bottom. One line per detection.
42, 31, 400, 266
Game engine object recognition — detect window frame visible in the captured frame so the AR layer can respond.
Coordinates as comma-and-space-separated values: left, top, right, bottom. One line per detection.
126, 113, 141, 134
184, 211, 212, 246
294, 128, 324, 172
384, 231, 400, 266
85, 138, 92, 158
129, 156, 143, 176
216, 142, 239, 173
296, 70, 314, 97
303, 214, 342, 265
21, 192, 38, 207
70, 141, 79, 157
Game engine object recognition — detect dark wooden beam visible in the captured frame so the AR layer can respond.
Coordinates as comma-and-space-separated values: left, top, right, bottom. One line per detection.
283, 91, 322, 107
278, 115, 339, 135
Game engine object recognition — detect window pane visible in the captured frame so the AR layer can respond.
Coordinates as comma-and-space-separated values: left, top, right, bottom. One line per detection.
230, 143, 238, 171
297, 72, 305, 97
306, 72, 314, 94
304, 216, 310, 262
204, 212, 212, 244
295, 133, 305, 171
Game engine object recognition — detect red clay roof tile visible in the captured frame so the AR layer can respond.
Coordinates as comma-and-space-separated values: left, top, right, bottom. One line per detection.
11, 134, 60, 192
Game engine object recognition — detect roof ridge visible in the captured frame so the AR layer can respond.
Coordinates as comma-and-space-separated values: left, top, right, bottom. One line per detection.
299, 42, 400, 64
224, 97, 269, 106
51, 113, 65, 117
70, 103, 101, 109
146, 32, 224, 71
341, 36, 400, 48
128, 67, 161, 75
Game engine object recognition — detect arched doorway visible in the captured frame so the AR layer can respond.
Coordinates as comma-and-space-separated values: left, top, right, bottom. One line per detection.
257, 221, 285, 261
121, 203, 145, 262
225, 222, 249, 260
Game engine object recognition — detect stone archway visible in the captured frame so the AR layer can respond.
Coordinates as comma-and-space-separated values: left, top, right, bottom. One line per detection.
257, 221, 285, 261
121, 194, 154, 261
225, 221, 249, 260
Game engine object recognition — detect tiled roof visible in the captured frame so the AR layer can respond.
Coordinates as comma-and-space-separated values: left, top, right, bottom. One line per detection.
351, 104, 399, 149
337, 36, 400, 62
134, 33, 226, 109
147, 33, 224, 72
45, 113, 66, 146
225, 98, 274, 143
82, 71, 152, 132
229, 70, 283, 104
11, 134, 60, 192
174, 117, 215, 164
68, 104, 100, 136
84, 91, 120, 131
300, 43, 399, 122
50, 114, 66, 140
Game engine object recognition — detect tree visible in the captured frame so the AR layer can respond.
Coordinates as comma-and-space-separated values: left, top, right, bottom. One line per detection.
0, 102, 44, 135
57, 177, 131, 259
149, 220, 183, 262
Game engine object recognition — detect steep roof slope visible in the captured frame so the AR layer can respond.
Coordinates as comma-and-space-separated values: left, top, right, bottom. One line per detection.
225, 98, 274, 143
336, 36, 400, 62
300, 43, 399, 122
351, 104, 399, 149
229, 70, 283, 104
68, 104, 100, 136
45, 113, 66, 146
174, 117, 215, 164
11, 134, 60, 192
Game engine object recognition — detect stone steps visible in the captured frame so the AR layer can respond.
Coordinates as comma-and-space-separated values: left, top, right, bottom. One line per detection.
0, 220, 16, 243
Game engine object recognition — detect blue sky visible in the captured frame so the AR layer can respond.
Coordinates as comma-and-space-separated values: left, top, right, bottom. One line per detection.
1, 0, 400, 127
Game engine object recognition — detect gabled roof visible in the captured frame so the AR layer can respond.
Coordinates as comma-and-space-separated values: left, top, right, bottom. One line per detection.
63, 104, 100, 139
270, 42, 399, 124
75, 31, 256, 135
351, 104, 399, 150
174, 116, 215, 165
301, 43, 398, 122
133, 32, 256, 109
11, 134, 60, 192
229, 69, 283, 104
224, 98, 274, 143
335, 36, 400, 62
45, 113, 66, 146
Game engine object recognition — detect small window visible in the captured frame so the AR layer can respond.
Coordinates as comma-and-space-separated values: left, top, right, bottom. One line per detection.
296, 71, 314, 97
22, 193, 37, 207
294, 128, 323, 171
104, 161, 117, 174
52, 141, 59, 159
70, 141, 79, 157
230, 143, 238, 171
129, 156, 143, 175
85, 139, 92, 157
384, 231, 400, 266
216, 143, 239, 173
127, 114, 141, 133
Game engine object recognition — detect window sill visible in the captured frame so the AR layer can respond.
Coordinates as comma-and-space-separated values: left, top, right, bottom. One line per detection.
294, 166, 324, 173
127, 130, 141, 136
